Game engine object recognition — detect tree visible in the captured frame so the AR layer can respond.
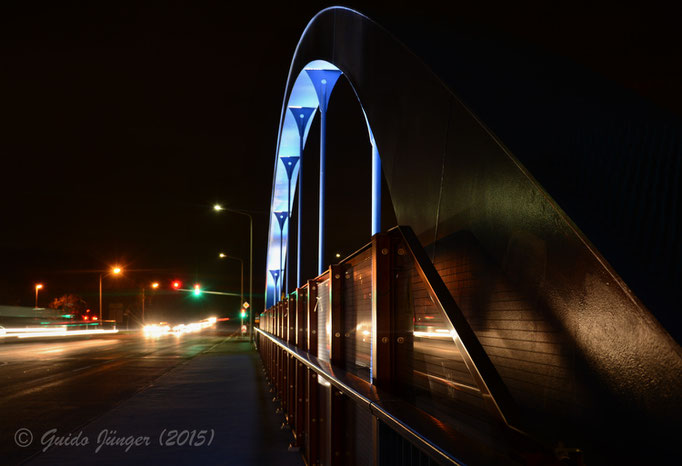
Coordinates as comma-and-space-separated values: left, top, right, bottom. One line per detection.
49, 294, 89, 318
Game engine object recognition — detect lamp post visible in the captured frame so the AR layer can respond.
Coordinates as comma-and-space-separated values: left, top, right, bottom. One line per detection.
213, 204, 253, 339
99, 266, 122, 321
34, 283, 43, 309
141, 282, 159, 325
218, 252, 244, 319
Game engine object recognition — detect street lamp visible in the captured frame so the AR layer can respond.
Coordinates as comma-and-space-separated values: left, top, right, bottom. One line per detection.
213, 205, 253, 340
141, 282, 160, 324
99, 266, 122, 321
218, 252, 244, 325
35, 283, 43, 309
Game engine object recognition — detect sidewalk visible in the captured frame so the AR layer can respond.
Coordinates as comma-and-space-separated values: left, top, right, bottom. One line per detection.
27, 338, 303, 465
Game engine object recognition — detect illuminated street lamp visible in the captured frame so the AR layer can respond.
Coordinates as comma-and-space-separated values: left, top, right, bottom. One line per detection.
218, 252, 244, 322
99, 266, 122, 321
213, 204, 254, 340
142, 282, 160, 324
34, 283, 43, 309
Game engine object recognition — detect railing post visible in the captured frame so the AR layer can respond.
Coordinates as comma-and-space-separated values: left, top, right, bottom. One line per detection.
330, 387, 346, 466
278, 301, 285, 411
297, 286, 307, 351
288, 293, 296, 343
372, 232, 393, 387
294, 287, 307, 450
330, 265, 344, 368
282, 299, 290, 417
287, 294, 296, 428
307, 372, 320, 465
306, 279, 319, 463
307, 279, 318, 358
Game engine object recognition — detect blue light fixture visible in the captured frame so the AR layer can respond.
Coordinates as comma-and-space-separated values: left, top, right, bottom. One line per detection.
269, 269, 280, 305
305, 69, 343, 275
288, 106, 315, 288
279, 156, 299, 294
274, 211, 289, 301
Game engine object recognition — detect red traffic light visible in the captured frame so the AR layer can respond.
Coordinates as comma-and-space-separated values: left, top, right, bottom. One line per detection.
172, 281, 182, 290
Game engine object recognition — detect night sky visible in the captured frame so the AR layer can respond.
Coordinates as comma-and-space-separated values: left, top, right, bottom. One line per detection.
1, 1, 679, 322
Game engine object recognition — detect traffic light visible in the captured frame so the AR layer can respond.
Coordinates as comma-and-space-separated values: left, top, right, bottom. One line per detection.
240, 309, 247, 319
172, 280, 182, 290
193, 284, 202, 296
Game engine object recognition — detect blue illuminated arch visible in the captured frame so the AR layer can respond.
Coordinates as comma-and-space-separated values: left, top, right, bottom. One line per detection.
265, 53, 379, 306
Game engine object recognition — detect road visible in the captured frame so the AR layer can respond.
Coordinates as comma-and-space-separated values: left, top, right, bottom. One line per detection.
0, 326, 239, 464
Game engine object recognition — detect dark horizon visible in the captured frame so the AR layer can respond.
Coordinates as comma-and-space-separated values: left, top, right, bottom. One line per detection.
1, 1, 680, 321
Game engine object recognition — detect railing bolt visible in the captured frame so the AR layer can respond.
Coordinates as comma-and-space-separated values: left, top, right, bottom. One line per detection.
381, 248, 389, 255
397, 337, 405, 344
335, 332, 341, 338
344, 332, 350, 337
334, 273, 340, 279
312, 330, 317, 334
381, 337, 389, 343
397, 248, 405, 255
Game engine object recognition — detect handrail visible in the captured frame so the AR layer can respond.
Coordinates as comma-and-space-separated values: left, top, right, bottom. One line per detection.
260, 225, 551, 463
257, 327, 467, 466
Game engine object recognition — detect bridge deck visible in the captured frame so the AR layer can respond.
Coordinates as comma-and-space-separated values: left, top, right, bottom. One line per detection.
28, 339, 302, 465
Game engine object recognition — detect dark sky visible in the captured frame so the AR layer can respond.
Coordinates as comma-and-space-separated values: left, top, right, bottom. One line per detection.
0, 1, 679, 318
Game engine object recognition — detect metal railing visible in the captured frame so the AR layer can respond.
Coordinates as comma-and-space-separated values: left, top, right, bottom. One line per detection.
257, 226, 554, 465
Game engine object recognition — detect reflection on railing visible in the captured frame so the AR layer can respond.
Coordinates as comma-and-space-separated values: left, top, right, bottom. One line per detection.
257, 226, 553, 465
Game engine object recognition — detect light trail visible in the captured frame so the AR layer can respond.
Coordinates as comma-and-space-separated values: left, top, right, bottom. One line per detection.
0, 325, 119, 339
143, 317, 218, 338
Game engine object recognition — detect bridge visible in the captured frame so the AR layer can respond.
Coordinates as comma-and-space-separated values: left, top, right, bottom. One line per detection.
256, 6, 681, 466
1, 6, 679, 466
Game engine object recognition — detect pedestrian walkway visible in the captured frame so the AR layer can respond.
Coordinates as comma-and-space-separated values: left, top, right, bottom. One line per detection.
28, 338, 304, 465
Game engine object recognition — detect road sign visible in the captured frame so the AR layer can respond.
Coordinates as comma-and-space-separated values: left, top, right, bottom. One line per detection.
242, 302, 250, 309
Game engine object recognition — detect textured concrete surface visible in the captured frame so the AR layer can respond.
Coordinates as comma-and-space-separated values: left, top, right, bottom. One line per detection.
27, 339, 303, 465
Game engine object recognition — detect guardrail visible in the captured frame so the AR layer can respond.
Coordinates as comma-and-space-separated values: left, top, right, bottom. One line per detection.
257, 226, 555, 465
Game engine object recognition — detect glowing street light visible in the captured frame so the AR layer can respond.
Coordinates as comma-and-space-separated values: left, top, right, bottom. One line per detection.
142, 281, 160, 324
99, 266, 123, 321
213, 204, 254, 340
218, 252, 244, 326
35, 283, 44, 309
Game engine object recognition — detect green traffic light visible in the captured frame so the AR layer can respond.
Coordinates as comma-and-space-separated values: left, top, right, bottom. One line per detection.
193, 284, 202, 296
240, 310, 246, 318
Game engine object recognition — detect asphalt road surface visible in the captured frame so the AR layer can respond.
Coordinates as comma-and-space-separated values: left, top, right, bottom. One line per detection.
0, 326, 239, 464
